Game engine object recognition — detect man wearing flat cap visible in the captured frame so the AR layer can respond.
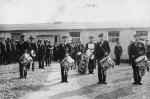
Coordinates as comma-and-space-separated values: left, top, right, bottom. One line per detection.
95, 33, 110, 84
58, 36, 71, 83
129, 33, 146, 85
84, 35, 96, 74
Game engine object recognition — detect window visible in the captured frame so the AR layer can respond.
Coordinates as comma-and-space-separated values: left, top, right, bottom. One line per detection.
70, 32, 80, 43
108, 31, 120, 42
136, 31, 148, 40
11, 33, 22, 41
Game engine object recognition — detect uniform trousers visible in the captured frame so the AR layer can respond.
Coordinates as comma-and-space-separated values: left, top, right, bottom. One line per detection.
132, 59, 142, 83
88, 59, 94, 73
98, 64, 106, 82
61, 65, 68, 82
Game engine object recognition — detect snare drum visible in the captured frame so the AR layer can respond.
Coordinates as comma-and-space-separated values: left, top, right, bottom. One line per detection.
60, 55, 75, 69
98, 56, 115, 70
19, 52, 33, 66
135, 55, 148, 67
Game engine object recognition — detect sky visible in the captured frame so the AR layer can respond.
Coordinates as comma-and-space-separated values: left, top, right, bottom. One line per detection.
0, 0, 150, 24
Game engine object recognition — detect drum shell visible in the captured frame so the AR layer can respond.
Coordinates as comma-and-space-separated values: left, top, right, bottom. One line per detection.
19, 53, 33, 66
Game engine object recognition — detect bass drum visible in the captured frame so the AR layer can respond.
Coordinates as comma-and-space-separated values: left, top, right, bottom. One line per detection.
78, 54, 89, 74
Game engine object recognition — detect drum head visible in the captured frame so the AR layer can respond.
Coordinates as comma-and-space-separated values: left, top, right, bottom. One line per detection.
100, 57, 108, 62
135, 55, 146, 62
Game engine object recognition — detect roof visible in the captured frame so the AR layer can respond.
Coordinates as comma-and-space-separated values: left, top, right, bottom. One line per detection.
0, 21, 150, 31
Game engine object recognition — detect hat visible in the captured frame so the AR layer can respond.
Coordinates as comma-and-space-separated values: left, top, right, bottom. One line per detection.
89, 36, 94, 38
134, 34, 140, 37
62, 36, 68, 39
98, 33, 104, 37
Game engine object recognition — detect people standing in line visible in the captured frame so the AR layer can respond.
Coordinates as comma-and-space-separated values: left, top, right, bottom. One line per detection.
58, 36, 71, 83
128, 41, 133, 65
95, 33, 110, 84
84, 36, 96, 74
114, 41, 122, 65
130, 34, 146, 85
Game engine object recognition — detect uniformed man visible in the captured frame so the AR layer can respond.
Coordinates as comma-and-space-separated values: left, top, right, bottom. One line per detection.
58, 36, 71, 83
114, 41, 122, 65
84, 36, 96, 74
19, 34, 28, 79
130, 34, 146, 85
95, 33, 110, 84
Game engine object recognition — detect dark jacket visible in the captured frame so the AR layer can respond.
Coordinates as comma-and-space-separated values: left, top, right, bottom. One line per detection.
114, 45, 122, 56
130, 42, 146, 60
37, 44, 46, 57
95, 41, 110, 60
58, 43, 71, 61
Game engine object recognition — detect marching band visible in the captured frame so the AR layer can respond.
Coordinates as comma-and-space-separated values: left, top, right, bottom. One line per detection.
1, 32, 150, 86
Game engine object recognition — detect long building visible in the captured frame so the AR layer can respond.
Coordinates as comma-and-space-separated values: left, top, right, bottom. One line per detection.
0, 21, 150, 60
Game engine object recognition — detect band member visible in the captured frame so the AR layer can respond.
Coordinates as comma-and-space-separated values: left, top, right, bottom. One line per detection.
58, 36, 71, 83
95, 33, 110, 84
128, 41, 133, 65
85, 36, 96, 74
30, 42, 37, 71
114, 41, 122, 65
130, 34, 146, 85
19, 34, 28, 79
37, 40, 46, 69
45, 40, 50, 66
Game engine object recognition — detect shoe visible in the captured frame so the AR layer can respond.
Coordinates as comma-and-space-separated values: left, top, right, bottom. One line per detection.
137, 82, 143, 85
103, 82, 107, 84
97, 82, 102, 84
60, 81, 65, 83
65, 81, 68, 83
133, 82, 137, 84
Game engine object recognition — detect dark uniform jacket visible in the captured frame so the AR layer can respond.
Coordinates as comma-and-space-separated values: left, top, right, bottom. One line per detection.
114, 45, 122, 56
95, 41, 110, 60
130, 42, 146, 60
37, 44, 46, 57
58, 43, 71, 61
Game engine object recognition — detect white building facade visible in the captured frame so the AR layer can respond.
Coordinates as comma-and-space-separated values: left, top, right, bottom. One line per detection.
0, 22, 150, 60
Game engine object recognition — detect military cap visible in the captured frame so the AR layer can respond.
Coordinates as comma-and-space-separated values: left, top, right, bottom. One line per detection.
98, 33, 104, 37
62, 36, 68, 39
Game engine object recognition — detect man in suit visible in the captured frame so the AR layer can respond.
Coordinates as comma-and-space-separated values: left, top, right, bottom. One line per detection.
84, 36, 96, 74
58, 36, 71, 83
130, 34, 146, 85
114, 41, 122, 65
95, 33, 110, 84
37, 40, 46, 69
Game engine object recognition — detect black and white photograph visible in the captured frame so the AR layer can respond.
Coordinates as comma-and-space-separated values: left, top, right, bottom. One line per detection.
0, 0, 150, 99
